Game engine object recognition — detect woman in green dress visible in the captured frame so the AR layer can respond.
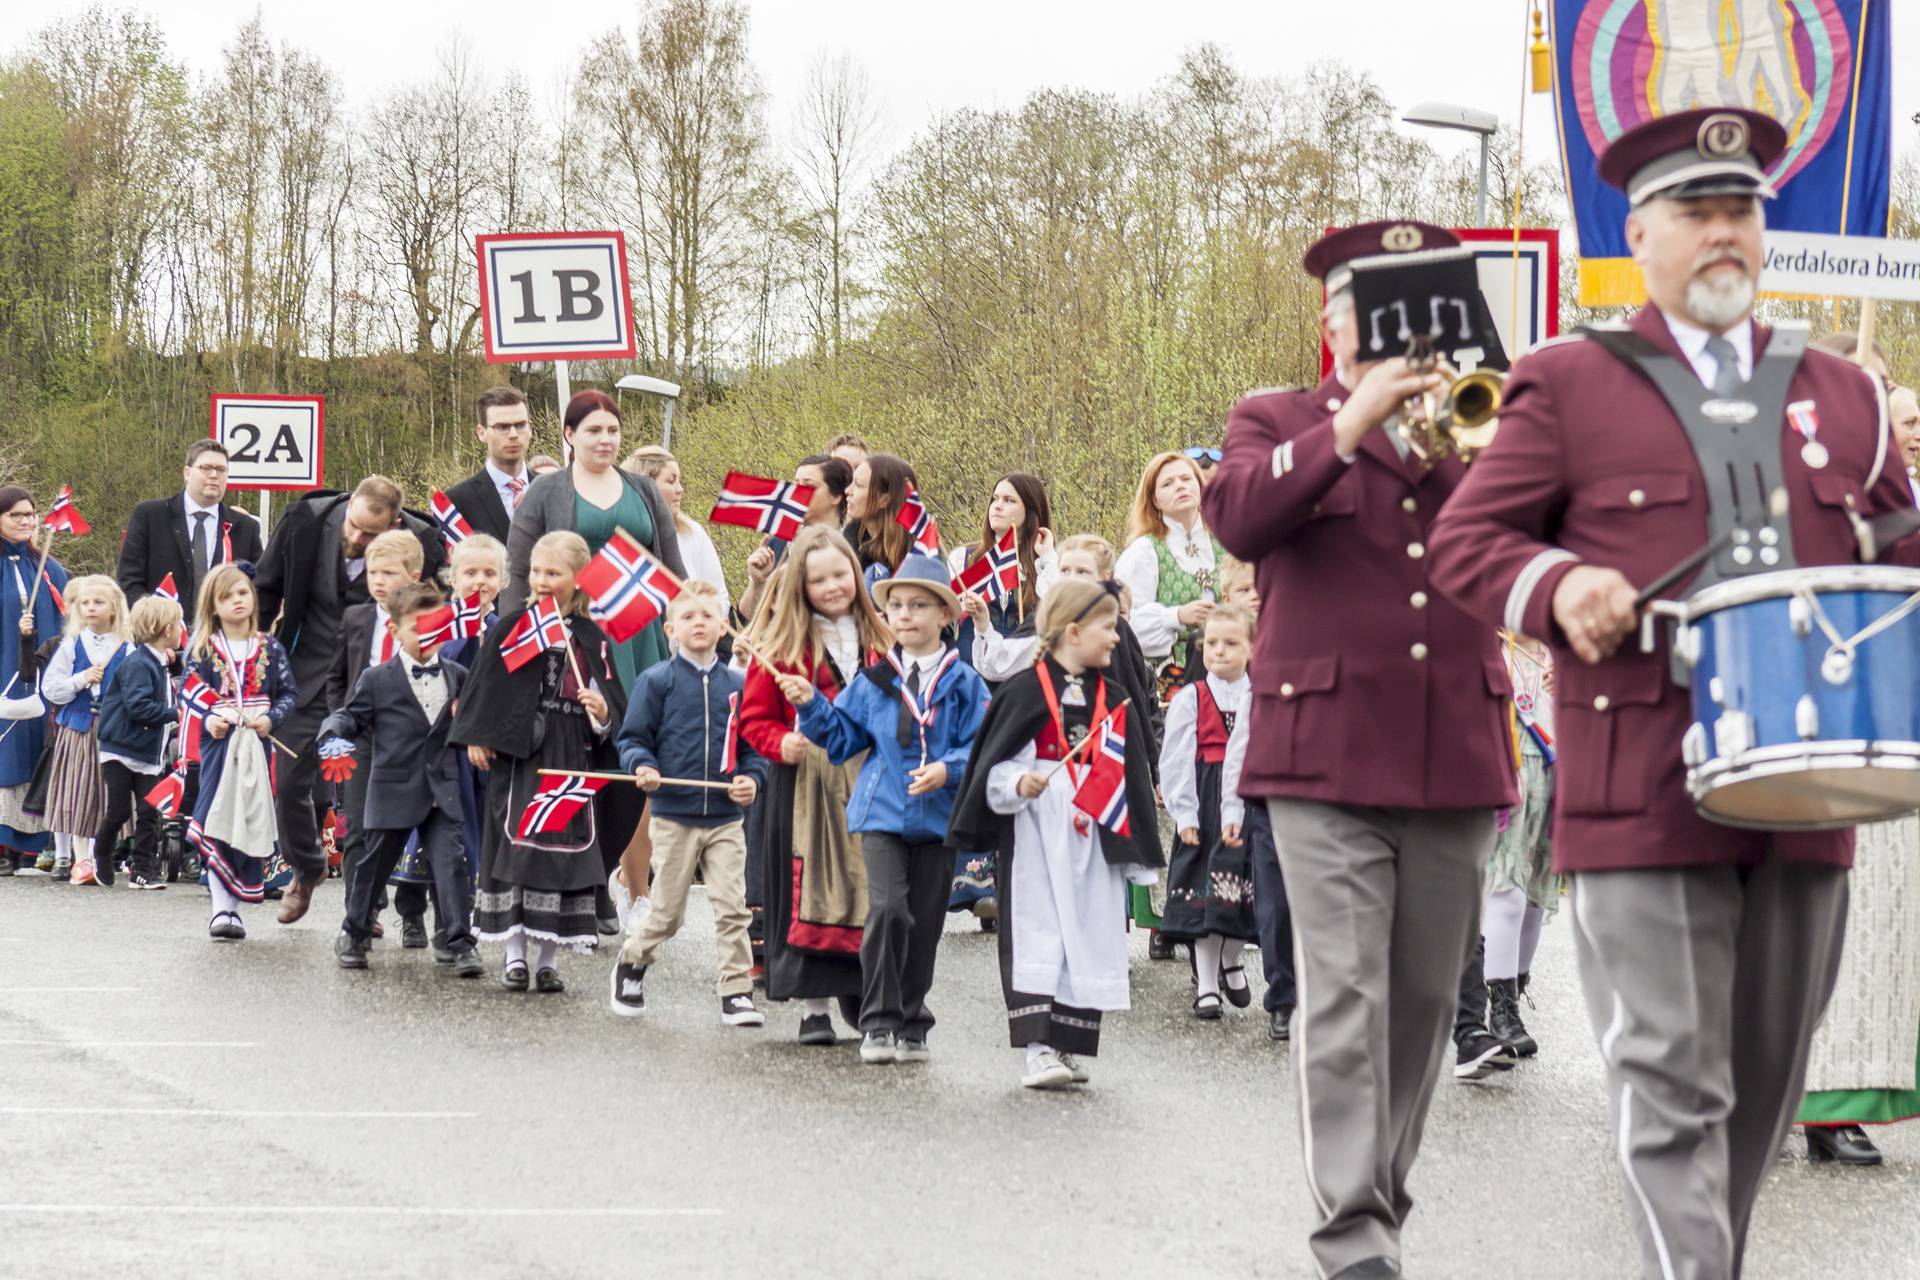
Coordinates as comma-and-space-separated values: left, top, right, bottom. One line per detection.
504, 389, 687, 927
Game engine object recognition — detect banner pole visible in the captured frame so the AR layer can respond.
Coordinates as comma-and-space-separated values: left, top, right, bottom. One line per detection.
556, 359, 573, 465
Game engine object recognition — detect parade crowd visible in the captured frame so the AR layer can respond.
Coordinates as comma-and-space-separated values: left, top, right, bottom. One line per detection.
7, 107, 1920, 1280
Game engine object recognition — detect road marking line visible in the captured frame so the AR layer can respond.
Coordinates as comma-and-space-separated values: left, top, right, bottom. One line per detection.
0, 1041, 259, 1049
0, 987, 140, 994
0, 1204, 721, 1218
0, 1107, 474, 1120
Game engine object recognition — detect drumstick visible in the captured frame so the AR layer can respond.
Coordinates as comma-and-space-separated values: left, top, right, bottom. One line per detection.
1042, 696, 1133, 783
1634, 488, 1789, 610
537, 767, 733, 791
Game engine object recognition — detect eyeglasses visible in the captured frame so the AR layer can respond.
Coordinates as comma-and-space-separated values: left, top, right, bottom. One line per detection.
2, 510, 36, 521
888, 597, 945, 615
1184, 447, 1223, 465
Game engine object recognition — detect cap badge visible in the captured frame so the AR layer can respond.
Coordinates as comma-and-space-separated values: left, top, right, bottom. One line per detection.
1381, 224, 1424, 252
1697, 112, 1750, 160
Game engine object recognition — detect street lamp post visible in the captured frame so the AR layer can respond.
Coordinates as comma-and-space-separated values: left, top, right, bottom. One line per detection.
1402, 101, 1500, 226
615, 374, 684, 450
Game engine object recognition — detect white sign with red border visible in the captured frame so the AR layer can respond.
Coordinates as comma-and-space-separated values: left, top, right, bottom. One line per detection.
476, 230, 639, 364
209, 394, 325, 491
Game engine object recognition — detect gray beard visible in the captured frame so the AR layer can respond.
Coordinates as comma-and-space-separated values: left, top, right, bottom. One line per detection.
1685, 270, 1756, 330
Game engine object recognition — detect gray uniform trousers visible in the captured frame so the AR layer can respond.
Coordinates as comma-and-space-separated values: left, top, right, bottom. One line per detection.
1267, 798, 1496, 1279
1569, 861, 1848, 1280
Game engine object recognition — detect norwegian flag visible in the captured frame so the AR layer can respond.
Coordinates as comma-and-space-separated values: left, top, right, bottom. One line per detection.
516, 774, 608, 838
709, 471, 815, 543
153, 572, 180, 602
579, 529, 680, 643
499, 598, 571, 673
144, 766, 188, 818
43, 487, 90, 536
450, 591, 489, 638
430, 491, 473, 549
720, 691, 741, 774
414, 602, 459, 653
896, 488, 941, 555
950, 527, 1022, 603
179, 672, 221, 722
177, 703, 203, 763
1071, 705, 1132, 837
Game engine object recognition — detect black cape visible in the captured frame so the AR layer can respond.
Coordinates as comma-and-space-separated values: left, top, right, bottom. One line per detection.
949, 657, 1163, 870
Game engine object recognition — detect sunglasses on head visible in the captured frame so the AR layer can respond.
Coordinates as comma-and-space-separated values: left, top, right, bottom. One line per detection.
1184, 447, 1222, 465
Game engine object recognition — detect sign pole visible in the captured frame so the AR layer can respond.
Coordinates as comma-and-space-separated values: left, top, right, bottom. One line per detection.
556, 359, 573, 465
1856, 297, 1879, 364
258, 490, 272, 539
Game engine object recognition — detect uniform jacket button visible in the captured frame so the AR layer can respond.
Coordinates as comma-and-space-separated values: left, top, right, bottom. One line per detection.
1410, 643, 1429, 661
1400, 497, 1417, 513
1280, 682, 1296, 697
1410, 591, 1428, 609
1628, 489, 1646, 508
1406, 541, 1425, 559
1593, 694, 1611, 711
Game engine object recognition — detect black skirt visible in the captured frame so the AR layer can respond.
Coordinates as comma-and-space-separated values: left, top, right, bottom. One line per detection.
1159, 759, 1257, 942
757, 761, 862, 1003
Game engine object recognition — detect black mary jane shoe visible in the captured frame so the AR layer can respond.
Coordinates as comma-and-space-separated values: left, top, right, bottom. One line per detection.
1805, 1123, 1884, 1166
501, 962, 530, 991
1148, 931, 1176, 961
1220, 964, 1252, 1009
535, 967, 566, 994
1193, 993, 1223, 1021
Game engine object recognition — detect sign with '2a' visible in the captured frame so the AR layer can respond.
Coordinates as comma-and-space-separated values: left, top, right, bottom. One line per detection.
209, 394, 324, 491
476, 230, 639, 363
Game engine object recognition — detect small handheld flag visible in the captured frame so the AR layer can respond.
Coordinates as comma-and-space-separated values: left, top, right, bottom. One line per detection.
950, 527, 1021, 603
179, 673, 221, 722
499, 598, 570, 674
1071, 704, 1131, 837
430, 491, 473, 550
43, 487, 91, 536
579, 529, 681, 643
414, 603, 459, 654
144, 766, 188, 818
516, 773, 608, 838
896, 488, 941, 555
153, 573, 180, 602
709, 471, 815, 543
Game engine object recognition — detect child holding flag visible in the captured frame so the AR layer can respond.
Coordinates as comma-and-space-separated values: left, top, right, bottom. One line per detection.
772, 554, 990, 1065
40, 575, 132, 885
950, 577, 1163, 1090
451, 531, 626, 992
608, 581, 767, 1024
91, 595, 183, 889
186, 564, 297, 938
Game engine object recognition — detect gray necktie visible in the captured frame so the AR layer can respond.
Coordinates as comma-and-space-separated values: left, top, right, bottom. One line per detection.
191, 511, 210, 580
1704, 335, 1742, 397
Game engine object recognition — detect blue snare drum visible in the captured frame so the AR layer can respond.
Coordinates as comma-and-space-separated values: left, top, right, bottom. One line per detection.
1659, 565, 1920, 830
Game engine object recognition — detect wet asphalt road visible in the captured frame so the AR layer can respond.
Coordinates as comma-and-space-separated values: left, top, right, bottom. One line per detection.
1, 875, 1915, 1280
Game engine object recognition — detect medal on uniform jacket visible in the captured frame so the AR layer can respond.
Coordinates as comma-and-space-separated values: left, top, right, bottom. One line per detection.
1788, 400, 1827, 469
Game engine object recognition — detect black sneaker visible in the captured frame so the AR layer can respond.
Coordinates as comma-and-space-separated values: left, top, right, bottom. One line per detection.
450, 949, 484, 979
1455, 1028, 1518, 1080
1269, 1006, 1293, 1042
334, 933, 370, 970
797, 1013, 836, 1045
721, 993, 765, 1027
609, 962, 647, 1016
1147, 931, 1176, 961
128, 871, 167, 891
400, 915, 428, 949
859, 1030, 896, 1063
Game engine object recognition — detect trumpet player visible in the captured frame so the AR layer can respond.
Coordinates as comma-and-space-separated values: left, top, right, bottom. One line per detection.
1203, 220, 1518, 1280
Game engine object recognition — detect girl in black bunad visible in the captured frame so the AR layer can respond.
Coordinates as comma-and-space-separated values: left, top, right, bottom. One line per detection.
950, 577, 1163, 1091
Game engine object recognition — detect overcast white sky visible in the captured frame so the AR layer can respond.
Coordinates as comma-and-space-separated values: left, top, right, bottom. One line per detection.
6, 1, 1918, 192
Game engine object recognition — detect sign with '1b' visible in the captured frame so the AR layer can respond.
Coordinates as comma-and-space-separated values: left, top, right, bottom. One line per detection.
209, 394, 324, 491
476, 230, 639, 363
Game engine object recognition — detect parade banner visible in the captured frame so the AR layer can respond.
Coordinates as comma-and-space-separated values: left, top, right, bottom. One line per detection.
1549, 0, 1892, 306
1761, 230, 1920, 302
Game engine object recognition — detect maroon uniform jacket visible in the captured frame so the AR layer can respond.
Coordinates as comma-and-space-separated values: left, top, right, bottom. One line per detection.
1203, 373, 1519, 812
1427, 305, 1911, 873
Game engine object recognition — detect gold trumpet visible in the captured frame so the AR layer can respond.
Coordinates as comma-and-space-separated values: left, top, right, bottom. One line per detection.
1397, 340, 1505, 467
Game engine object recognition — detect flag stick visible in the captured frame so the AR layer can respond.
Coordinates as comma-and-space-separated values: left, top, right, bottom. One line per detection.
537, 767, 733, 791
1042, 696, 1133, 783
25, 527, 53, 616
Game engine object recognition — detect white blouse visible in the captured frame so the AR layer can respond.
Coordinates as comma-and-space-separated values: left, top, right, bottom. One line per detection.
946, 541, 1056, 681
42, 630, 127, 706
677, 520, 732, 613
1116, 515, 1219, 660
1159, 671, 1250, 832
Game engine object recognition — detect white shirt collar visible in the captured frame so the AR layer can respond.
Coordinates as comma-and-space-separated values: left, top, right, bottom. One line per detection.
1204, 671, 1250, 707
1662, 312, 1755, 386
900, 645, 947, 679
399, 648, 435, 675
184, 492, 219, 522
679, 650, 720, 673
486, 459, 527, 489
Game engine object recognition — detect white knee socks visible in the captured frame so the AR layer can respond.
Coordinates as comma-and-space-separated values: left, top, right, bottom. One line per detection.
1517, 903, 1545, 977
503, 932, 528, 968
534, 938, 558, 971
802, 998, 831, 1018
207, 878, 240, 920
1483, 887, 1530, 981
1194, 935, 1224, 997
1221, 938, 1248, 991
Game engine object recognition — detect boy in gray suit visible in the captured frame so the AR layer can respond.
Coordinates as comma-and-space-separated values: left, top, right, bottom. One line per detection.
320, 582, 481, 977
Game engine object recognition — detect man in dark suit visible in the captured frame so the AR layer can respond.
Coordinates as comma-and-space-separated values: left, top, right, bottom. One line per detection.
253, 475, 446, 923
438, 386, 532, 544
115, 439, 264, 607
319, 581, 479, 977
1428, 109, 1918, 1277
1202, 220, 1518, 1280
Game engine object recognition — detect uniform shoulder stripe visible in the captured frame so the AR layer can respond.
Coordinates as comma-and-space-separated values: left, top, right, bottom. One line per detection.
1237, 385, 1296, 402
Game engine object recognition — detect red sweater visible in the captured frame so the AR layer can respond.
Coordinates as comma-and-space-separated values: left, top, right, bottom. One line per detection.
738, 652, 848, 760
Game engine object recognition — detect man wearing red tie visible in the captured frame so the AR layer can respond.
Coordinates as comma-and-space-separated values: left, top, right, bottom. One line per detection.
441, 386, 533, 543
1204, 220, 1517, 1280
1428, 108, 1915, 1277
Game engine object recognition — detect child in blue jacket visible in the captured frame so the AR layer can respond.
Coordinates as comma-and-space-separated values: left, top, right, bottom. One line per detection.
774, 553, 991, 1065
93, 595, 184, 889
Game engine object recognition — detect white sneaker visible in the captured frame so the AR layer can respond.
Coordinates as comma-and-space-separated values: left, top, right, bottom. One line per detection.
1022, 1050, 1074, 1090
627, 896, 652, 935
1058, 1052, 1091, 1084
607, 870, 633, 932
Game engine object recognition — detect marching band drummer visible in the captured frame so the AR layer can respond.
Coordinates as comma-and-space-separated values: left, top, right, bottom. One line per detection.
1203, 220, 1518, 1280
1426, 108, 1919, 1280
